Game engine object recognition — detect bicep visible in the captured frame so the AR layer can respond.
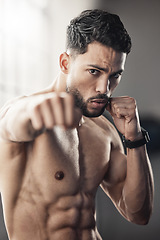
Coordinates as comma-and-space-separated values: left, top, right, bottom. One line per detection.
98, 118, 128, 212
101, 146, 127, 208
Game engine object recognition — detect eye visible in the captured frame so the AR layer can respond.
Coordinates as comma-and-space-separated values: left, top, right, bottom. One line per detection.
115, 73, 121, 78
110, 72, 122, 80
88, 69, 100, 76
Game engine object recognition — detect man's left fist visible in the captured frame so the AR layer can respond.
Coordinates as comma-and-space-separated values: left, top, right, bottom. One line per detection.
106, 96, 142, 141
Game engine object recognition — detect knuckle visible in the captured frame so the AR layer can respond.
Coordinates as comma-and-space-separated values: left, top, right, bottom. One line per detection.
131, 98, 136, 108
33, 104, 41, 114
113, 103, 119, 112
114, 103, 118, 108
40, 100, 49, 110
65, 93, 74, 104
46, 121, 54, 129
44, 98, 51, 105
53, 94, 60, 103
130, 97, 136, 103
116, 108, 120, 113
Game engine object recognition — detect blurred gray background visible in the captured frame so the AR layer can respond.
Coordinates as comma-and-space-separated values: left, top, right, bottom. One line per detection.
0, 0, 160, 239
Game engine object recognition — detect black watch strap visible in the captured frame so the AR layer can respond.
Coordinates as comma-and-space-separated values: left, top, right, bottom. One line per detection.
122, 127, 150, 149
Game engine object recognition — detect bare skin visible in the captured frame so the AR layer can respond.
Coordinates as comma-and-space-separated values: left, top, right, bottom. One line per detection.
0, 42, 154, 240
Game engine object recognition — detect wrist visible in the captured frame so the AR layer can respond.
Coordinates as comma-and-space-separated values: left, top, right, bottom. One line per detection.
122, 127, 150, 149
127, 131, 143, 142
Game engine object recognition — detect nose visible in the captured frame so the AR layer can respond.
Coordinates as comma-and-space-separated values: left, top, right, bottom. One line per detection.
95, 77, 110, 94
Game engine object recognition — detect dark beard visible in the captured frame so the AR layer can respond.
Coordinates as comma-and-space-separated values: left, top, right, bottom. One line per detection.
66, 87, 109, 118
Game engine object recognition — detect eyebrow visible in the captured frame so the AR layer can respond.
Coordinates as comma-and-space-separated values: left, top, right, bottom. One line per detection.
87, 64, 124, 76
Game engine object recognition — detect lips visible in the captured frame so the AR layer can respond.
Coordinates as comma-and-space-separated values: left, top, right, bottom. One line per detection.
90, 99, 108, 104
89, 99, 108, 109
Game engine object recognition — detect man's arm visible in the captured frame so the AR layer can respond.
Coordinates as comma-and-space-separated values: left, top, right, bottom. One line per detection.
101, 96, 154, 224
0, 92, 81, 142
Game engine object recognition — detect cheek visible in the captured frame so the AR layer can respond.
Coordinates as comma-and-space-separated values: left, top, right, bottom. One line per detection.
109, 79, 121, 91
67, 71, 94, 90
76, 79, 95, 97
66, 69, 83, 87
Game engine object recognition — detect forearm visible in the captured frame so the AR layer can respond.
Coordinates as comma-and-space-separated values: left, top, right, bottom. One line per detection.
122, 145, 154, 224
107, 96, 154, 224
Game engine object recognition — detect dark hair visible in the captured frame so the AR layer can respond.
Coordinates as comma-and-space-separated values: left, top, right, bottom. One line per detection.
66, 9, 131, 55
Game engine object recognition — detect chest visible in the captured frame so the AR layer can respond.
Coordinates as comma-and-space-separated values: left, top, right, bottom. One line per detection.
26, 124, 111, 201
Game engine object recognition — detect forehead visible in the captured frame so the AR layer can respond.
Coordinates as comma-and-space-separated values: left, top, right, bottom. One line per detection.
73, 42, 127, 71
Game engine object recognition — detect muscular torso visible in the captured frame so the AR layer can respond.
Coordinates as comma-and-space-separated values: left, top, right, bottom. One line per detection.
0, 116, 113, 240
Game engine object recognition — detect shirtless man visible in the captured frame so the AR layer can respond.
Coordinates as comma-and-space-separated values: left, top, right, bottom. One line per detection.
0, 9, 154, 240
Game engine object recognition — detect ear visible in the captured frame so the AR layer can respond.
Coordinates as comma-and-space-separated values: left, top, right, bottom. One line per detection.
59, 52, 70, 74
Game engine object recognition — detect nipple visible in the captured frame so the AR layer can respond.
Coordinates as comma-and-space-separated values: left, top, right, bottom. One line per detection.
55, 171, 64, 180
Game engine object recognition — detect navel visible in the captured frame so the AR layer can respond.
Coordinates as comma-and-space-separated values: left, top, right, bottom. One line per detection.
55, 171, 64, 180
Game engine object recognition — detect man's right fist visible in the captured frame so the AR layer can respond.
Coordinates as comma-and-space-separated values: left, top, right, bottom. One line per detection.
27, 92, 82, 130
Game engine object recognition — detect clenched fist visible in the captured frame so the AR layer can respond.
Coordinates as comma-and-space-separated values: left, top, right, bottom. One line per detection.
106, 96, 142, 141
27, 92, 82, 131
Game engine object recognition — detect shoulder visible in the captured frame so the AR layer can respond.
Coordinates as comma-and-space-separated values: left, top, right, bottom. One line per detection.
0, 89, 53, 121
0, 96, 25, 119
88, 115, 124, 151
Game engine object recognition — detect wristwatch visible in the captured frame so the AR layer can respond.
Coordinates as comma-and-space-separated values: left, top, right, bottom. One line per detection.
122, 127, 150, 149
